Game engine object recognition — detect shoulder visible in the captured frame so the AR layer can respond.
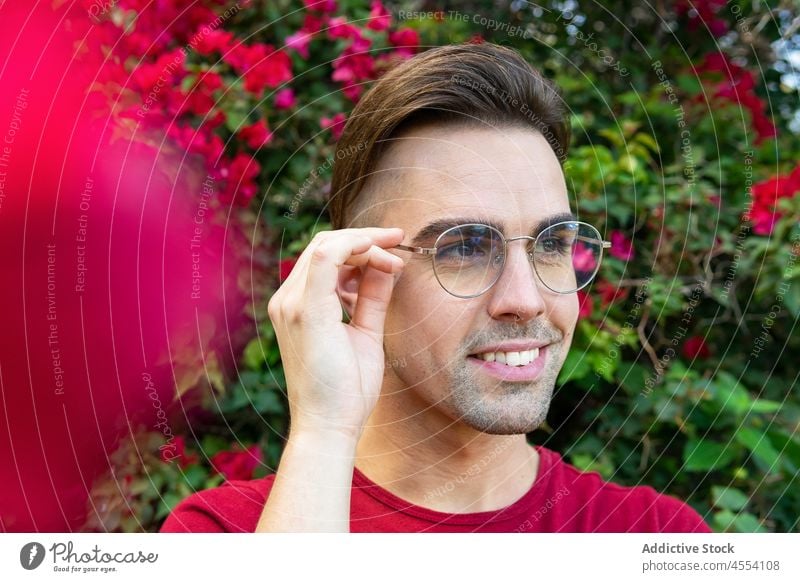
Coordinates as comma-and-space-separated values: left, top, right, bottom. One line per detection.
535, 446, 711, 533
160, 474, 276, 533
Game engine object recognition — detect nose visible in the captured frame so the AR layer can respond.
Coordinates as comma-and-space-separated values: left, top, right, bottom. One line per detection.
485, 238, 546, 323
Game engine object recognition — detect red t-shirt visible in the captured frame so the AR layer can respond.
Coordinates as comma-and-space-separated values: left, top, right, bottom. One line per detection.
160, 445, 711, 533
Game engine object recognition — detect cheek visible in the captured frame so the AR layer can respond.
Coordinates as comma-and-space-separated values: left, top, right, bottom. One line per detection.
384, 283, 474, 369
549, 294, 579, 339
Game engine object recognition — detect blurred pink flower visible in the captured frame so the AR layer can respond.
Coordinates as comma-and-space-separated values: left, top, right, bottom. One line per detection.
225, 43, 293, 97
367, 1, 392, 31
609, 230, 634, 261
274, 88, 297, 109
221, 153, 261, 204
239, 119, 273, 149
682, 336, 711, 360
321, 113, 347, 140
304, 0, 337, 12
577, 290, 593, 320
211, 444, 263, 481
572, 241, 598, 272
285, 29, 313, 58
328, 16, 361, 40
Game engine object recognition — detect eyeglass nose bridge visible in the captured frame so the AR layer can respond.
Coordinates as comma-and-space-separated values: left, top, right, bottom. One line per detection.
500, 234, 538, 262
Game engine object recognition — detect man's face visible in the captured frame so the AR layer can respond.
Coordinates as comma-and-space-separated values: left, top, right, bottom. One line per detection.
365, 123, 578, 435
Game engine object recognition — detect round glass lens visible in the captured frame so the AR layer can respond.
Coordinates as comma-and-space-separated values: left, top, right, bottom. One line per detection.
533, 222, 604, 293
432, 224, 504, 297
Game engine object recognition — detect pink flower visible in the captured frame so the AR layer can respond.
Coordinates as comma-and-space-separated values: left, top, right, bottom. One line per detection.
388, 27, 420, 49
367, 1, 392, 31
181, 72, 222, 116
210, 444, 263, 481
195, 29, 234, 55
596, 280, 629, 307
304, 0, 337, 12
279, 257, 297, 282
320, 113, 347, 140
609, 230, 635, 261
332, 46, 375, 101
203, 110, 227, 132
274, 88, 296, 110
168, 124, 224, 165
572, 241, 598, 273
577, 290, 593, 320
221, 153, 262, 204
675, 0, 729, 37
327, 16, 362, 40
695, 51, 776, 145
302, 13, 325, 34
225, 43, 293, 97
748, 165, 800, 235
199, 71, 223, 92
682, 336, 711, 360
239, 119, 273, 149
285, 29, 313, 59
160, 436, 198, 468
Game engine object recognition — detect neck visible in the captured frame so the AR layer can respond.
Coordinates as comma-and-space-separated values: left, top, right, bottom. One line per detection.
354, 383, 539, 514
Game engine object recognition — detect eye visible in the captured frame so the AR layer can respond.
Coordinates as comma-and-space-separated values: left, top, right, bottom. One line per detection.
438, 237, 487, 260
538, 236, 570, 254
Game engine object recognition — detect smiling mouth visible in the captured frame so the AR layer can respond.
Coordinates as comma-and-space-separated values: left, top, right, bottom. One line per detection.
467, 347, 545, 367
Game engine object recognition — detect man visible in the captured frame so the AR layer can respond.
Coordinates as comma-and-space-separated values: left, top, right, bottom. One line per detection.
161, 42, 711, 533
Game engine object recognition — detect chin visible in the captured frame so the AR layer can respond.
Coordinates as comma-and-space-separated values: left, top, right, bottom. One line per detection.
447, 394, 551, 435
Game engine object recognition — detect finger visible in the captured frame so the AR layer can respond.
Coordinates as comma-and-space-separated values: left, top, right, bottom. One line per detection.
304, 229, 404, 303
283, 227, 404, 288
350, 263, 400, 339
344, 245, 404, 274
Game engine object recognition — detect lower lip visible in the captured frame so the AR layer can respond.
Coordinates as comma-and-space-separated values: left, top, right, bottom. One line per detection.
467, 346, 549, 382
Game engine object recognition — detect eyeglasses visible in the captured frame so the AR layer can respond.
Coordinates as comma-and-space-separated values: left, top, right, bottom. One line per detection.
393, 221, 611, 298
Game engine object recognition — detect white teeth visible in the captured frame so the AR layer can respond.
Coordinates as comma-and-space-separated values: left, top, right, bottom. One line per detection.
474, 347, 541, 367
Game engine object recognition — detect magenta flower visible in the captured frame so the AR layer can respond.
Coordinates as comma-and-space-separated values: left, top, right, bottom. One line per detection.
609, 230, 635, 261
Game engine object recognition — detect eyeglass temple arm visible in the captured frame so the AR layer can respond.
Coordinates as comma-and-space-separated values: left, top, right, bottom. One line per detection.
396, 240, 611, 252
394, 244, 437, 255
575, 235, 612, 248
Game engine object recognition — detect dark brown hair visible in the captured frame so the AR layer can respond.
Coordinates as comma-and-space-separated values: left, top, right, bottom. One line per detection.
328, 42, 571, 229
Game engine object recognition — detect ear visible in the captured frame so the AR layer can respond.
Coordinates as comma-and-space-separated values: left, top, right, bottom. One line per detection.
337, 264, 361, 320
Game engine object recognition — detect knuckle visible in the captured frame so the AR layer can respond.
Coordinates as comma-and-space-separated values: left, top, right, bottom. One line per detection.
282, 301, 302, 324
267, 294, 281, 320
310, 244, 330, 264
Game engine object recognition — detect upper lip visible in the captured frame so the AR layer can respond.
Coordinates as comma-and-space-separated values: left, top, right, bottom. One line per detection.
469, 341, 550, 355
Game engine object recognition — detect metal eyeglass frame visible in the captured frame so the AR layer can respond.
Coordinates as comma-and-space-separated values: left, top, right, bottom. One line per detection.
393, 220, 612, 298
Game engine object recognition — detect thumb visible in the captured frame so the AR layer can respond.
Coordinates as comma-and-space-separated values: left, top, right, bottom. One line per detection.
349, 263, 398, 339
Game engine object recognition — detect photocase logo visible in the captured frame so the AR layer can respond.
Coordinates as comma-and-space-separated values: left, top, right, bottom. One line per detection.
20, 542, 46, 570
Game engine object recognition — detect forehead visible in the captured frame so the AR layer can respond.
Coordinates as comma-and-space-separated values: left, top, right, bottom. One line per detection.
366, 124, 571, 236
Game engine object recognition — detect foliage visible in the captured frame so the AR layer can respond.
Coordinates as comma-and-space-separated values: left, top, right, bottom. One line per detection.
79, 0, 799, 532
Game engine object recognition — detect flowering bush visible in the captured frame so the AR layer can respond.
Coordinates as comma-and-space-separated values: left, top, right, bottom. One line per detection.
60, 0, 800, 532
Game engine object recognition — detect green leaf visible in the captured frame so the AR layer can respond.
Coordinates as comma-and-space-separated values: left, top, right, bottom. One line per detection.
183, 465, 209, 490
750, 399, 783, 414
253, 389, 284, 414
706, 371, 752, 418
711, 486, 750, 511
730, 512, 767, 533
736, 427, 781, 471
558, 348, 592, 384
683, 439, 736, 471
618, 362, 648, 396
713, 509, 767, 532
242, 337, 268, 370
156, 493, 183, 520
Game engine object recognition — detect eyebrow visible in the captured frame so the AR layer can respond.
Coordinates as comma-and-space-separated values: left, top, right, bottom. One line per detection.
410, 212, 578, 246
